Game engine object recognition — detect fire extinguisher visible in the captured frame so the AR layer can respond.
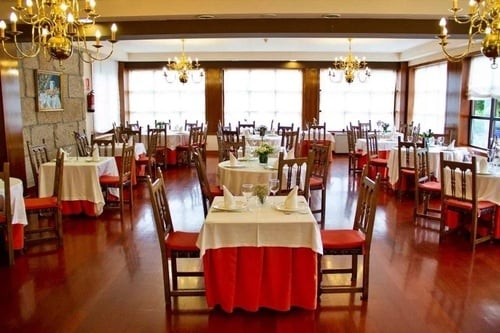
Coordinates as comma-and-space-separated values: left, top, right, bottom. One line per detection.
87, 90, 95, 112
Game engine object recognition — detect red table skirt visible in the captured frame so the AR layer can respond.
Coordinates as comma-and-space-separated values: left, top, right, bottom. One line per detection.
12, 224, 24, 250
61, 200, 102, 216
445, 205, 500, 239
203, 247, 318, 313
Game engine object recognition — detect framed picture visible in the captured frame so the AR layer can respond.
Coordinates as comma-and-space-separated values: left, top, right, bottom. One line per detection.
36, 70, 63, 111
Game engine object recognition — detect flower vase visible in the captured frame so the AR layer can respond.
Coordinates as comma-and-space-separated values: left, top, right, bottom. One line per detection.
257, 194, 267, 206
259, 154, 268, 164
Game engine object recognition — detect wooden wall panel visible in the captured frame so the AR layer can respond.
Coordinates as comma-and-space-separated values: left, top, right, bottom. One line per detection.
205, 68, 223, 135
302, 68, 319, 129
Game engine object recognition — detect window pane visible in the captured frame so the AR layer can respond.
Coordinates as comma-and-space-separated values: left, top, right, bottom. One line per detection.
472, 99, 491, 117
470, 118, 490, 148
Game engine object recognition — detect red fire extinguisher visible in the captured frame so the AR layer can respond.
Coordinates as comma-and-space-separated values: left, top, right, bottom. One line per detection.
87, 90, 95, 112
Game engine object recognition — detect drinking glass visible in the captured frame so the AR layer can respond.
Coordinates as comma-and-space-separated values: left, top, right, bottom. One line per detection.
436, 136, 444, 146
241, 184, 254, 205
269, 178, 280, 196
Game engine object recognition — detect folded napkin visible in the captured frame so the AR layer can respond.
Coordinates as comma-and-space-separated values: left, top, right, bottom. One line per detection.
92, 144, 100, 161
447, 139, 455, 150
229, 153, 238, 166
59, 148, 68, 160
478, 158, 488, 173
284, 186, 298, 210
223, 185, 236, 208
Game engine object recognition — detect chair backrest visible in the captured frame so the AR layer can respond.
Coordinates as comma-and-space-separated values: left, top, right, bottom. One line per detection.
193, 148, 214, 216
53, 149, 65, 201
221, 129, 241, 143
155, 119, 171, 130
126, 120, 141, 131
365, 131, 380, 160
238, 120, 256, 135
350, 125, 363, 141
277, 149, 314, 199
147, 131, 159, 158
0, 162, 12, 265
398, 137, 416, 174
188, 125, 204, 146
120, 143, 135, 183
280, 127, 300, 155
410, 123, 421, 141
358, 120, 372, 133
91, 133, 116, 156
440, 153, 477, 207
352, 166, 381, 250
346, 127, 356, 153
74, 130, 90, 157
414, 147, 432, 184
147, 169, 175, 241
185, 120, 199, 131
277, 122, 294, 135
147, 125, 167, 149
219, 139, 246, 162
307, 122, 327, 143
119, 127, 142, 143
399, 121, 414, 139
26, 139, 50, 189
309, 142, 331, 183
444, 126, 457, 144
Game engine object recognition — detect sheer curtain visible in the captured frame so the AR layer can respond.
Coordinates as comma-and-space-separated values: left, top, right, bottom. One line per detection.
468, 56, 500, 99
223, 69, 302, 129
319, 69, 397, 131
412, 62, 448, 134
93, 60, 120, 132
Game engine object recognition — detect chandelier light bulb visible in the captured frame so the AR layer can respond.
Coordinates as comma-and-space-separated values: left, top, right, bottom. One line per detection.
329, 38, 370, 84
164, 39, 203, 85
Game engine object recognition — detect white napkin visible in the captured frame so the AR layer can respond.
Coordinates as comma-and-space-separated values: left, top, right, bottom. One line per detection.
478, 158, 488, 173
229, 153, 238, 166
92, 144, 100, 161
223, 185, 236, 208
285, 149, 295, 160
284, 186, 298, 210
59, 148, 68, 160
447, 139, 455, 150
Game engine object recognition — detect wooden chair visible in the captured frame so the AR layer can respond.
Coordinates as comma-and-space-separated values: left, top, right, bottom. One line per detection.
74, 130, 90, 157
137, 131, 158, 180
24, 149, 65, 246
365, 131, 388, 183
184, 120, 199, 131
318, 166, 381, 300
221, 129, 240, 143
193, 148, 223, 217
147, 124, 167, 169
346, 127, 363, 175
307, 122, 327, 144
444, 126, 457, 145
397, 137, 417, 200
155, 119, 171, 130
276, 150, 314, 200
439, 154, 496, 252
146, 169, 204, 309
309, 143, 332, 229
399, 121, 413, 139
176, 125, 203, 166
219, 139, 246, 163
280, 127, 300, 156
126, 120, 141, 131
358, 120, 372, 133
0, 163, 13, 265
237, 120, 256, 135
414, 147, 441, 221
277, 122, 294, 135
26, 139, 50, 194
91, 133, 116, 156
99, 143, 134, 221
119, 126, 142, 144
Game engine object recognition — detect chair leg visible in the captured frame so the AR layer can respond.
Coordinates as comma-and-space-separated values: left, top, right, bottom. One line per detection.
171, 254, 178, 291
361, 254, 370, 300
351, 254, 358, 282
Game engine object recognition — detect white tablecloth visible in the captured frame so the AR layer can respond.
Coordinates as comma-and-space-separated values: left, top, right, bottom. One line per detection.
166, 131, 190, 150
114, 142, 146, 159
387, 146, 470, 185
0, 177, 28, 226
217, 159, 278, 195
442, 169, 500, 205
196, 196, 323, 256
39, 157, 119, 214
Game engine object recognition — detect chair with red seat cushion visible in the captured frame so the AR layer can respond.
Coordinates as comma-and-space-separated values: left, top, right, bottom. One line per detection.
365, 130, 388, 183
0, 162, 13, 265
397, 137, 417, 200
193, 148, 223, 217
414, 147, 441, 222
99, 143, 134, 221
309, 142, 332, 229
137, 131, 158, 180
346, 127, 363, 176
318, 166, 381, 300
276, 150, 314, 200
24, 149, 64, 246
176, 125, 203, 167
146, 168, 204, 309
439, 154, 496, 252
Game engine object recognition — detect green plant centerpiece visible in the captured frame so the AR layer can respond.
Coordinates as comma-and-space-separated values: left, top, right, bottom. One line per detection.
255, 142, 275, 164
421, 129, 435, 146
253, 184, 269, 205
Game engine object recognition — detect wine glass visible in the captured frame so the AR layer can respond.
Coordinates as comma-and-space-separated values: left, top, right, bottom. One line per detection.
241, 184, 254, 206
269, 178, 280, 196
85, 145, 92, 157
436, 136, 444, 146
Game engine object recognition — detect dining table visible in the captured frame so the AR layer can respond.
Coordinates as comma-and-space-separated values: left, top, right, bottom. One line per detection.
217, 158, 278, 195
166, 130, 190, 165
1, 177, 28, 250
244, 134, 283, 156
298, 131, 335, 157
196, 195, 323, 312
39, 156, 119, 216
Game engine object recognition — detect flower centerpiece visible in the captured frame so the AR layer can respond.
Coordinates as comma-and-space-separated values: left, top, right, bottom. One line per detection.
376, 120, 390, 133
253, 183, 269, 205
255, 142, 275, 164
421, 129, 435, 146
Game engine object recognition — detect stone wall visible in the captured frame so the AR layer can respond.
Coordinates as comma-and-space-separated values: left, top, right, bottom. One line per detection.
20, 53, 86, 188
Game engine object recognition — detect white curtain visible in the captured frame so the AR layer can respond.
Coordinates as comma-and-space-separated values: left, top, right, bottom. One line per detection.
93, 60, 120, 132
468, 56, 500, 100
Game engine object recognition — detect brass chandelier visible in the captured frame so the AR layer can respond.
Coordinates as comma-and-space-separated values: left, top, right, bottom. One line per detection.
438, 0, 500, 68
328, 38, 370, 84
163, 39, 203, 84
0, 0, 117, 66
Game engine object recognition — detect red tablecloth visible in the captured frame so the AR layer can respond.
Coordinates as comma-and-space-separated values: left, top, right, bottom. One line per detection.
445, 207, 500, 238
203, 246, 318, 312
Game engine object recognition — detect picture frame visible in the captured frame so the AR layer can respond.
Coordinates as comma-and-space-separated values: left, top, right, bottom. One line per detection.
36, 70, 63, 112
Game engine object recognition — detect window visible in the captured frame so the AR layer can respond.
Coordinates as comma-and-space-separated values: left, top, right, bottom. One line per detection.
126, 69, 205, 129
468, 56, 500, 148
223, 69, 302, 129
93, 60, 120, 132
319, 69, 397, 131
412, 62, 448, 134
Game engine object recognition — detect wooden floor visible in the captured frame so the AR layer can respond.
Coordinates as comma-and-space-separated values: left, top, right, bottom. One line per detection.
1, 154, 500, 333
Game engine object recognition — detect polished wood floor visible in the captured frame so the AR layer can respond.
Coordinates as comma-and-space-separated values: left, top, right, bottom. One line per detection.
1, 154, 500, 333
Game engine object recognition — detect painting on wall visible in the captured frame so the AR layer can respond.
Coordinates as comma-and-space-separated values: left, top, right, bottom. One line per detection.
36, 70, 63, 111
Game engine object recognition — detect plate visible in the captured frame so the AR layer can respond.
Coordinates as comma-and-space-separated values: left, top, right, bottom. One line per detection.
212, 201, 248, 211
225, 163, 246, 168
274, 202, 308, 213
238, 157, 258, 161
